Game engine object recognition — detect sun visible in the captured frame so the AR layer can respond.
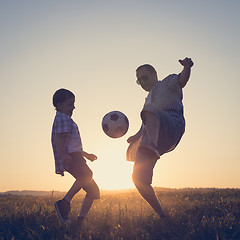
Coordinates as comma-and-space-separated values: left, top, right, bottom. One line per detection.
90, 142, 135, 190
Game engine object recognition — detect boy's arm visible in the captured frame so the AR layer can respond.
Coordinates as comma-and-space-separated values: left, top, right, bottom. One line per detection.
178, 57, 194, 88
82, 151, 97, 162
55, 133, 72, 166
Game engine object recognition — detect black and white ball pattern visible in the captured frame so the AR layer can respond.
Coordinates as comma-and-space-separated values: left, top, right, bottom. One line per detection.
102, 111, 129, 138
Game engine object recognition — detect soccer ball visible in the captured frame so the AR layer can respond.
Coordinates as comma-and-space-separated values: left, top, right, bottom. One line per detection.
102, 111, 129, 138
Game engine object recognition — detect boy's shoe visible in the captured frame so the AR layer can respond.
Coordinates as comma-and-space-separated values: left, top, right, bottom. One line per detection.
54, 199, 71, 224
139, 142, 160, 159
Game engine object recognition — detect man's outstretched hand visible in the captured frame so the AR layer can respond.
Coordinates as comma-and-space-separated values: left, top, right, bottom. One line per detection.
179, 57, 194, 68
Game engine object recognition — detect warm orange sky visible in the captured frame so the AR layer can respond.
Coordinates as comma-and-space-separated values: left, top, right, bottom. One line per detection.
0, 1, 239, 191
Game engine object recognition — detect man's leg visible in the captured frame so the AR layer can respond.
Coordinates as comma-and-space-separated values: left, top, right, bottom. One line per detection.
142, 111, 160, 147
132, 152, 166, 218
133, 180, 166, 218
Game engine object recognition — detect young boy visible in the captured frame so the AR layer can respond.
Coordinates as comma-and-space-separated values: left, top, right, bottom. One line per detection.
127, 57, 194, 218
51, 88, 100, 224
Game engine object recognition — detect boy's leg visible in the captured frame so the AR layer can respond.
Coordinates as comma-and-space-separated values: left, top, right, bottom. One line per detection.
55, 152, 92, 223
64, 179, 83, 202
76, 179, 100, 225
75, 197, 94, 227
81, 179, 100, 215
78, 197, 94, 218
64, 152, 93, 202
55, 179, 83, 224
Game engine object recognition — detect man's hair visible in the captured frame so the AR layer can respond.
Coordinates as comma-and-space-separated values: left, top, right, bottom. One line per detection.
136, 64, 157, 74
52, 88, 75, 109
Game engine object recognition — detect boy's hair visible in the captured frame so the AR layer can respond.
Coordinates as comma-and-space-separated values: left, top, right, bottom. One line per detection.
53, 88, 75, 110
136, 64, 157, 74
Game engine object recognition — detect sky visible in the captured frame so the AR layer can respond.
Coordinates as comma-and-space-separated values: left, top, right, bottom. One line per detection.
0, 0, 239, 192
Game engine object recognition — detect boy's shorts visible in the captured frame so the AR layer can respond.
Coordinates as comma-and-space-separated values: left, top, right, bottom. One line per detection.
67, 152, 100, 199
132, 105, 185, 185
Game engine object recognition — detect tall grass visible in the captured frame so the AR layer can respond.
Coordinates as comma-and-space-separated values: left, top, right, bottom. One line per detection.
0, 188, 239, 239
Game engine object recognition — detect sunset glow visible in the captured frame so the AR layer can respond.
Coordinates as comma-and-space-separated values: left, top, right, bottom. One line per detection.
0, 1, 239, 192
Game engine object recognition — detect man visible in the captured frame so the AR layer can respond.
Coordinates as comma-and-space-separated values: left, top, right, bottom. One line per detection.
127, 57, 194, 217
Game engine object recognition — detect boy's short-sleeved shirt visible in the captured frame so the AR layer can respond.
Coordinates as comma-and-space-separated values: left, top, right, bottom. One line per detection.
51, 112, 82, 176
144, 74, 185, 124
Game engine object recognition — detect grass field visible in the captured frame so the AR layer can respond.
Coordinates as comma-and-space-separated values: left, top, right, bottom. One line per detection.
0, 188, 239, 240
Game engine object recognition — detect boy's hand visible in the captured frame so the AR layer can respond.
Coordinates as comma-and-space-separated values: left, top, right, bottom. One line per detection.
179, 57, 194, 68
86, 153, 97, 162
82, 151, 97, 162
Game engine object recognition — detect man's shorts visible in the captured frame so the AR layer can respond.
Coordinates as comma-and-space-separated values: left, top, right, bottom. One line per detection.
67, 152, 100, 199
141, 105, 185, 156
132, 106, 185, 185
